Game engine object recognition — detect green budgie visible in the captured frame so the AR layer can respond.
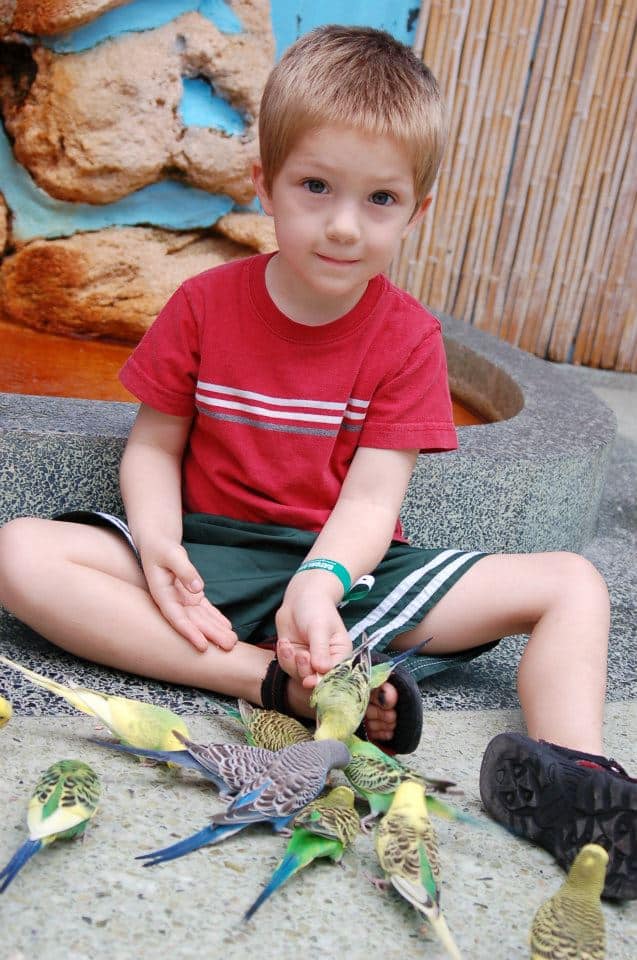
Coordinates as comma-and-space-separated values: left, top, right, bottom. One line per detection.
374, 780, 462, 960
311, 634, 428, 742
0, 655, 189, 750
235, 699, 313, 749
344, 735, 463, 831
530, 843, 608, 959
0, 759, 100, 892
243, 785, 360, 920
0, 693, 12, 728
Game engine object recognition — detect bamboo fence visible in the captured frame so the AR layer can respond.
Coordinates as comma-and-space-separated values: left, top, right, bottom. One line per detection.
392, 0, 637, 371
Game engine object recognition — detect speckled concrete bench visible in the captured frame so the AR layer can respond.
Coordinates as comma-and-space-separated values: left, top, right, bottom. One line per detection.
0, 314, 615, 555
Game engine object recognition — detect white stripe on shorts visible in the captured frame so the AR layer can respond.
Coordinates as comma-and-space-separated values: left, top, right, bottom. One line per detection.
94, 512, 138, 556
348, 549, 482, 649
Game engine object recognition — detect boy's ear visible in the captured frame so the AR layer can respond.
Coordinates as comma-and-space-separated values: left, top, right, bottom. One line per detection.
252, 161, 274, 216
403, 195, 432, 236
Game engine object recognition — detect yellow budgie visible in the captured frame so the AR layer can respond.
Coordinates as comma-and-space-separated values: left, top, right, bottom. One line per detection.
0, 693, 12, 728
374, 780, 462, 960
0, 655, 189, 750
530, 843, 608, 959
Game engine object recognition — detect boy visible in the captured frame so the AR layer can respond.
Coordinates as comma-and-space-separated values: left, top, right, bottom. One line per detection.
0, 26, 634, 899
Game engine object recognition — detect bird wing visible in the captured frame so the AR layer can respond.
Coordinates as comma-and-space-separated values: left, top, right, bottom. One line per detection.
27, 761, 100, 841
181, 740, 276, 793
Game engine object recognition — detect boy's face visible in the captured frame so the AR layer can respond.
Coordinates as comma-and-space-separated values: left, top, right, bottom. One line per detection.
253, 125, 430, 321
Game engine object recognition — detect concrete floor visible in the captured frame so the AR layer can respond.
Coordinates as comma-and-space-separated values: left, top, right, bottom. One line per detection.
1, 365, 636, 959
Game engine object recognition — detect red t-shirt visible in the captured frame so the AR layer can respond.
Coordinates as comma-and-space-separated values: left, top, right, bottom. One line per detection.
120, 253, 457, 537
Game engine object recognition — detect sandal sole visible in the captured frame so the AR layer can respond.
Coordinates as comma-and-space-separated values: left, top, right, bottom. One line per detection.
479, 733, 637, 900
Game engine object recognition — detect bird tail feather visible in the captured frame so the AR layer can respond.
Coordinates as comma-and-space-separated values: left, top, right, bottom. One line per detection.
243, 853, 300, 921
136, 823, 241, 866
0, 838, 42, 893
428, 911, 463, 960
0, 656, 94, 715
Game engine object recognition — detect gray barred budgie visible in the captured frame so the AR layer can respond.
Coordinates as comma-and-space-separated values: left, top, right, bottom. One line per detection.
137, 738, 351, 866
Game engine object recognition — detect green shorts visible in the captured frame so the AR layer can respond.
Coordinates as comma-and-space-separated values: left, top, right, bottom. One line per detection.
56, 510, 496, 682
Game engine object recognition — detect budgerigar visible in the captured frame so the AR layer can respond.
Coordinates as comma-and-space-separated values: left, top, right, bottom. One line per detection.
374, 780, 462, 960
88, 731, 276, 796
235, 698, 313, 749
368, 640, 432, 690
0, 693, 12, 728
243, 785, 360, 920
0, 655, 189, 750
344, 735, 463, 831
137, 738, 351, 867
0, 759, 100, 893
311, 634, 428, 743
530, 843, 608, 960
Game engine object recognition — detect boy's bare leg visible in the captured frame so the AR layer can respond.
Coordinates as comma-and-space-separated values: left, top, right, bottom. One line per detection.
0, 518, 275, 702
0, 518, 401, 735
382, 551, 608, 753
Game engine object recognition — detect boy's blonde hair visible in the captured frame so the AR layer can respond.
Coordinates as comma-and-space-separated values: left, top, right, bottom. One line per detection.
258, 25, 447, 204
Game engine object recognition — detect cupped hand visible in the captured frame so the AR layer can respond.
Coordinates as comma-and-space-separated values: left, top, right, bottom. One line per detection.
275, 574, 353, 687
140, 539, 237, 653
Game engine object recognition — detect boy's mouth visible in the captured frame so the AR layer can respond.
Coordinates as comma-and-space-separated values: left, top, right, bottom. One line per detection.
316, 253, 360, 266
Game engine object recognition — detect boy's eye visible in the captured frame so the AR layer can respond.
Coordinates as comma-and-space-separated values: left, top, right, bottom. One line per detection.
303, 179, 328, 194
370, 191, 395, 206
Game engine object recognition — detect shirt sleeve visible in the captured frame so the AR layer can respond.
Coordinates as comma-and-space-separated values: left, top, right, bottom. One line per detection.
359, 324, 458, 452
119, 285, 200, 417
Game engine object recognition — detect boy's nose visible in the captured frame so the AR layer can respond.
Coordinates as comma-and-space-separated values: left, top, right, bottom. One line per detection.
325, 202, 360, 243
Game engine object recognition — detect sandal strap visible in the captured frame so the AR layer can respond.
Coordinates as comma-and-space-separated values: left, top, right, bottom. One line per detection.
357, 652, 423, 755
260, 657, 289, 713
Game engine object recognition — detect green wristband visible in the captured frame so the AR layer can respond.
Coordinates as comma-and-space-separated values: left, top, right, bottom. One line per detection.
295, 558, 352, 595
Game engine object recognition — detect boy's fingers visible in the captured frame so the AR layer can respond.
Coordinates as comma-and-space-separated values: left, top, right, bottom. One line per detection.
164, 544, 204, 593
296, 650, 313, 680
276, 636, 295, 672
307, 627, 332, 674
174, 578, 204, 606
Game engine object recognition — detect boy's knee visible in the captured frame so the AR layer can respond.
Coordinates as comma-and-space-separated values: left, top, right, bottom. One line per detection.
0, 517, 46, 589
551, 551, 609, 607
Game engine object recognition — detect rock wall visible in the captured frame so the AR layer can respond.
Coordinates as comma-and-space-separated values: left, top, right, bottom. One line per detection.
0, 0, 276, 343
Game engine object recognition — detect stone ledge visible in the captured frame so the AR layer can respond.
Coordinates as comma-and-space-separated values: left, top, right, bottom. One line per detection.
0, 315, 616, 553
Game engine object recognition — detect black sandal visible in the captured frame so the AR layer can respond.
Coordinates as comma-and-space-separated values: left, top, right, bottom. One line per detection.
260, 654, 423, 755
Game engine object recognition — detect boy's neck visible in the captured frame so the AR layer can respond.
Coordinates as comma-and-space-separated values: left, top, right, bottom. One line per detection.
264, 253, 371, 327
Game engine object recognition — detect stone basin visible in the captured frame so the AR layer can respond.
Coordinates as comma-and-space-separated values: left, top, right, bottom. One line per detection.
0, 313, 615, 553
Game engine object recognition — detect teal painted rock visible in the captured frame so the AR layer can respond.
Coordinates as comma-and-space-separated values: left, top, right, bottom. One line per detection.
4, 12, 272, 209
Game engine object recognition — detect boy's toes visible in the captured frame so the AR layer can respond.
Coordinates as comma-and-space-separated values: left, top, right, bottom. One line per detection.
370, 682, 398, 710
365, 685, 397, 741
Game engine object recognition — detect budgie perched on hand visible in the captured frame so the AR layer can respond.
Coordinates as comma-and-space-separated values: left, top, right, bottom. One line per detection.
530, 843, 608, 960
233, 698, 313, 749
88, 730, 276, 796
0, 693, 12, 728
344, 735, 461, 831
311, 633, 428, 742
374, 780, 462, 960
0, 760, 100, 893
243, 785, 360, 920
138, 738, 351, 867
0, 655, 189, 750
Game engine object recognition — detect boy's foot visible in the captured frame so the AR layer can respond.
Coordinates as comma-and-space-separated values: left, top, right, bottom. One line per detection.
260, 656, 423, 754
479, 732, 637, 900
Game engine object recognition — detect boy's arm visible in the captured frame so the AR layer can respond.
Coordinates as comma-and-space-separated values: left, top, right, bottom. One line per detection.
120, 403, 237, 653
276, 445, 418, 684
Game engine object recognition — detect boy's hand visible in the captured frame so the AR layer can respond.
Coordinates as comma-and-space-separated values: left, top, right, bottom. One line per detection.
275, 573, 353, 688
139, 539, 237, 653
